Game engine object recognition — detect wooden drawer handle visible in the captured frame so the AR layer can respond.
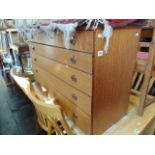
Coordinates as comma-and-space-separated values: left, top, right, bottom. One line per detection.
70, 34, 76, 45
35, 69, 38, 73
70, 56, 77, 64
34, 58, 37, 62
32, 46, 35, 50
73, 112, 78, 119
72, 94, 78, 101
71, 75, 77, 82
70, 39, 76, 45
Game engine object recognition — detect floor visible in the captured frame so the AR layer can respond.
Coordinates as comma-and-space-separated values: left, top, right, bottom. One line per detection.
0, 70, 37, 135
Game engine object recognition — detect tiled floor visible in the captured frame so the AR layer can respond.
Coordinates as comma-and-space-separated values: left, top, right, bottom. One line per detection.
0, 71, 37, 135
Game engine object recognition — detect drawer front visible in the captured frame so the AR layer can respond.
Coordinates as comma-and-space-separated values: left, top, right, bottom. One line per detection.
31, 52, 92, 96
56, 95, 91, 135
32, 64, 91, 116
31, 30, 94, 53
33, 68, 91, 134
30, 43, 93, 74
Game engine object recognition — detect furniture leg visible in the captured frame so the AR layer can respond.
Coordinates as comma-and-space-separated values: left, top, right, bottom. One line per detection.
138, 44, 155, 115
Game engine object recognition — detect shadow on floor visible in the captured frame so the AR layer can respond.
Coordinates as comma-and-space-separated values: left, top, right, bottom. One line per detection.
0, 71, 38, 135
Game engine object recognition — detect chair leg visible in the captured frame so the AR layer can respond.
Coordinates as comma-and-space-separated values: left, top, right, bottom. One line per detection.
47, 123, 52, 135
35, 121, 41, 135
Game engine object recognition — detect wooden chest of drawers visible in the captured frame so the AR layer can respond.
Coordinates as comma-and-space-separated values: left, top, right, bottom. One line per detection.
30, 27, 140, 134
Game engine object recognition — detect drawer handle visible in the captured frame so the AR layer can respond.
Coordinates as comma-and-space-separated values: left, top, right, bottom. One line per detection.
72, 94, 78, 101
70, 56, 77, 64
71, 75, 77, 83
70, 34, 76, 45
36, 69, 38, 73
73, 113, 78, 119
70, 39, 76, 45
34, 58, 37, 62
32, 46, 35, 50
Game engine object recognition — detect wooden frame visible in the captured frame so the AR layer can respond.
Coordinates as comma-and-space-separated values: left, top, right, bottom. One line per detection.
132, 28, 155, 116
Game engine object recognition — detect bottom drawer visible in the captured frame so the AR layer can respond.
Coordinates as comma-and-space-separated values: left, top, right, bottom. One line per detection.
34, 72, 91, 134
55, 92, 91, 134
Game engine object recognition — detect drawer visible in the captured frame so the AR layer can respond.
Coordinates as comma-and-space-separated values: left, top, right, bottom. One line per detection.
56, 94, 91, 135
44, 85, 91, 134
30, 43, 93, 74
31, 30, 94, 53
33, 69, 91, 134
31, 52, 92, 96
32, 64, 91, 116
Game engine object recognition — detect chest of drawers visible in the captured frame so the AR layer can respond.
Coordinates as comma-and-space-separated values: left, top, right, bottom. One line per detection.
30, 27, 140, 134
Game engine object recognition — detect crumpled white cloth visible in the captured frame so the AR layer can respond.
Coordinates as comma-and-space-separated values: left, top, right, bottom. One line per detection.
85, 19, 113, 53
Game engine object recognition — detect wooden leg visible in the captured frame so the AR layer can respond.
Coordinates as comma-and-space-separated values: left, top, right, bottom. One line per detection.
134, 73, 143, 90
35, 121, 41, 135
132, 72, 138, 87
47, 122, 52, 135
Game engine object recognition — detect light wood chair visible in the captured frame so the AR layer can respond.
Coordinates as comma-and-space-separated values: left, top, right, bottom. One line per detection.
131, 27, 155, 115
28, 81, 73, 135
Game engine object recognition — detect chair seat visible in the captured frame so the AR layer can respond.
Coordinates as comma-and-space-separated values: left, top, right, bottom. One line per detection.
136, 51, 155, 73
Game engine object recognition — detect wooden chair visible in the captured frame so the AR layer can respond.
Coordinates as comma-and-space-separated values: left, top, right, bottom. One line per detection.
28, 81, 73, 135
131, 27, 155, 115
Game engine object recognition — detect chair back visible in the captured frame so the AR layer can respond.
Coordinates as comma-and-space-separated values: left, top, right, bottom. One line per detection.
132, 72, 155, 94
28, 81, 73, 135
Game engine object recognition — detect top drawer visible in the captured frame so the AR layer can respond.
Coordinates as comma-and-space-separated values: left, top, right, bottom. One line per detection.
30, 43, 93, 74
31, 30, 94, 53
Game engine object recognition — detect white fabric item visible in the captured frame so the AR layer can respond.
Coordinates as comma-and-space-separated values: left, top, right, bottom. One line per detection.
48, 22, 78, 49
85, 19, 113, 53
14, 19, 112, 52
13, 19, 38, 43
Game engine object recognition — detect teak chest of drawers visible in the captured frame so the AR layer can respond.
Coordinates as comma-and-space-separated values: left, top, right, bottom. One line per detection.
30, 27, 140, 134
